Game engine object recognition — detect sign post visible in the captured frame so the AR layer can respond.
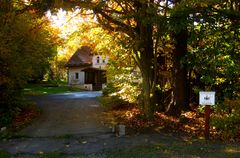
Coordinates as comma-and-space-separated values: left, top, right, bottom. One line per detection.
199, 91, 215, 140
204, 105, 211, 139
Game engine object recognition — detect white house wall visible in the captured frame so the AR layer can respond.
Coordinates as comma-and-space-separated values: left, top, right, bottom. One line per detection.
68, 68, 85, 85
92, 55, 108, 70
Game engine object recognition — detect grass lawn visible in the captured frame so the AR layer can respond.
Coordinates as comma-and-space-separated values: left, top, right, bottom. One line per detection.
23, 84, 82, 96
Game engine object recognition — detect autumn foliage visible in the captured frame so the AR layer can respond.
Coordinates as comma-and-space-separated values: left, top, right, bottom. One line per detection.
0, 1, 57, 127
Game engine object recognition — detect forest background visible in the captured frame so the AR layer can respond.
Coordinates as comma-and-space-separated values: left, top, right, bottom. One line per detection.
0, 0, 239, 139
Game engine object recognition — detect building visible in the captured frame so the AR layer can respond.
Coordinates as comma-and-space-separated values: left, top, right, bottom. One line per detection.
65, 46, 108, 91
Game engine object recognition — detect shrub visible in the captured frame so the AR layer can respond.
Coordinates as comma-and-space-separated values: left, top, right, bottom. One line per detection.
103, 81, 141, 104
97, 96, 128, 110
0, 89, 24, 127
0, 91, 39, 129
102, 82, 119, 96
211, 98, 240, 139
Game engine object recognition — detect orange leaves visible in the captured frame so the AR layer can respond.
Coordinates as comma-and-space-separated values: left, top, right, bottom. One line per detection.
107, 106, 238, 141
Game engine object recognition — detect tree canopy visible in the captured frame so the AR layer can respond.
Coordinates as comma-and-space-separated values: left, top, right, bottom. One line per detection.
0, 1, 58, 115
1, 0, 239, 121
44, 0, 239, 118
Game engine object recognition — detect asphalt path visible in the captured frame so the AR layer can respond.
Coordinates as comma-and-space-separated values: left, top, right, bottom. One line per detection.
19, 91, 111, 137
0, 92, 240, 157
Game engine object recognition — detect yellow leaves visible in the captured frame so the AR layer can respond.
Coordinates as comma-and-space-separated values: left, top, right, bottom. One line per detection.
110, 83, 141, 103
215, 78, 226, 85
48, 8, 96, 40
184, 124, 198, 131
224, 147, 240, 154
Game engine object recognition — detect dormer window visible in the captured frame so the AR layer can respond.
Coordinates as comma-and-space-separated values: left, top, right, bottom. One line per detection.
96, 56, 100, 63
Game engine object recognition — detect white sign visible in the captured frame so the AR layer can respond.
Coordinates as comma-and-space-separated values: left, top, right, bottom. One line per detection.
199, 91, 215, 105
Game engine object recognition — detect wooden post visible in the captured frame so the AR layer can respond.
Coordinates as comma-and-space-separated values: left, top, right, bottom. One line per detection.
204, 105, 211, 140
200, 91, 215, 140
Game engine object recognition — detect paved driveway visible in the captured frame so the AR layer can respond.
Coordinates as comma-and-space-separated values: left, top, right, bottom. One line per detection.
19, 91, 110, 137
1, 92, 240, 157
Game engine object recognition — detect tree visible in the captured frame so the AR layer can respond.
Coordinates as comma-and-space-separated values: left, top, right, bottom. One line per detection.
43, 0, 239, 118
164, 0, 240, 115
47, 8, 118, 81
0, 1, 57, 114
56, 0, 172, 119
185, 0, 240, 100
42, 0, 158, 118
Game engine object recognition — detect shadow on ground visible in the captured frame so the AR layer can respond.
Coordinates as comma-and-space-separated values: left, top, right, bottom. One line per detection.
0, 92, 239, 158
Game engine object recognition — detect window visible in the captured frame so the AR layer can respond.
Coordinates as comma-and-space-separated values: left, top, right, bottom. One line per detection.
75, 72, 79, 79
96, 56, 100, 63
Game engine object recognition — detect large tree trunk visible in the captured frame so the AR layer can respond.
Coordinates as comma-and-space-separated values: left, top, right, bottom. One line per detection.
166, 29, 190, 116
165, 0, 190, 116
141, 70, 153, 118
139, 27, 155, 119
174, 29, 190, 111
134, 0, 155, 119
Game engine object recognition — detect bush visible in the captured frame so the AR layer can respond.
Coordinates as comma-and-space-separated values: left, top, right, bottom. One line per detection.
211, 98, 240, 139
102, 82, 119, 96
211, 113, 240, 139
0, 90, 39, 129
102, 81, 141, 104
0, 88, 24, 127
97, 96, 128, 110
